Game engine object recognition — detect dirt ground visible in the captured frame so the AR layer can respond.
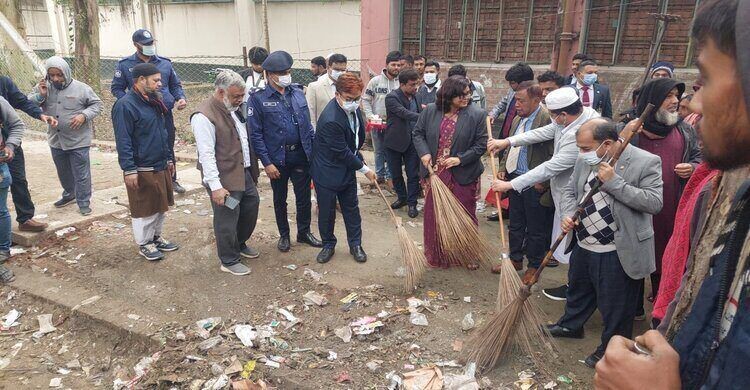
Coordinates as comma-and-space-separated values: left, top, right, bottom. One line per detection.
0, 142, 653, 389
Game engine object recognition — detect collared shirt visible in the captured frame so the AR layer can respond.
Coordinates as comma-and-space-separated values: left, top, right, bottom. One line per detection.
347, 110, 371, 175
576, 81, 594, 106
514, 105, 541, 174
244, 71, 265, 101
192, 110, 252, 191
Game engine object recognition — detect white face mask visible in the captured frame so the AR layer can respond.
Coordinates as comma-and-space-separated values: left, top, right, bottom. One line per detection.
276, 74, 292, 88
339, 97, 360, 113
141, 45, 156, 56
423, 73, 437, 85
580, 142, 607, 166
330, 70, 345, 81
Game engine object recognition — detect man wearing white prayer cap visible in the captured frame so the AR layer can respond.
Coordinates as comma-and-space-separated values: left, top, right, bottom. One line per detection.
487, 86, 601, 299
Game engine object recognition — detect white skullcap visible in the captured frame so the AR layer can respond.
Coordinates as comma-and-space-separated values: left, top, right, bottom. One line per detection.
545, 87, 580, 110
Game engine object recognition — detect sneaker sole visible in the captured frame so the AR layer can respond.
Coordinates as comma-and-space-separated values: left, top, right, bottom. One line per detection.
80, 210, 92, 216
54, 199, 76, 208
240, 252, 260, 259
140, 252, 164, 261
542, 290, 567, 301
220, 265, 250, 276
157, 246, 179, 252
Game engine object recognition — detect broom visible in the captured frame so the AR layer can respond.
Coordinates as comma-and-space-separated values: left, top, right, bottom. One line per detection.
425, 163, 494, 270
483, 116, 511, 264
462, 104, 656, 372
372, 180, 426, 293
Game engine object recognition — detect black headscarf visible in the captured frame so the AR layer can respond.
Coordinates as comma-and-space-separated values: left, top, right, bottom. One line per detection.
636, 78, 685, 137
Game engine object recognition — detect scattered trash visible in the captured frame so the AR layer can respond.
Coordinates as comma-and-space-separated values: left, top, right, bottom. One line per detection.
303, 268, 323, 282
410, 312, 429, 326
65, 359, 81, 369
435, 360, 462, 368
452, 339, 463, 352
544, 381, 558, 389
403, 365, 443, 390
386, 371, 403, 390
303, 291, 328, 306
49, 377, 62, 388
1, 308, 21, 329
463, 296, 472, 303
340, 292, 358, 304
461, 312, 475, 331
183, 209, 192, 214
366, 360, 382, 372
57, 368, 71, 375
335, 371, 352, 383
350, 316, 384, 335
240, 360, 256, 379
443, 362, 478, 390
327, 350, 337, 361
515, 370, 537, 390
377, 310, 389, 318
277, 308, 299, 324
33, 314, 57, 338
407, 297, 424, 308
196, 317, 222, 339
556, 375, 573, 385
73, 295, 101, 311
179, 227, 189, 233
196, 210, 211, 216
198, 336, 223, 351
234, 325, 257, 347
224, 359, 243, 375
175, 199, 196, 206
264, 360, 280, 369
5, 290, 15, 301
231, 379, 267, 390
202, 374, 229, 390
9, 247, 26, 256
55, 227, 76, 237
283, 264, 298, 270
334, 325, 352, 343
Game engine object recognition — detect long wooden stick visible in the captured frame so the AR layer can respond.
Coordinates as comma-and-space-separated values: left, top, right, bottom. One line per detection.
373, 180, 400, 225
485, 117, 509, 256
525, 103, 655, 287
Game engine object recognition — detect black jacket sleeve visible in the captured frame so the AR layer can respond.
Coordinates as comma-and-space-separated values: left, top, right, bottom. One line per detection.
1, 77, 42, 120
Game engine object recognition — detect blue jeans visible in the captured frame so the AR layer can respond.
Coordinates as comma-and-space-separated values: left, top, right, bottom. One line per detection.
0, 163, 13, 252
371, 130, 390, 180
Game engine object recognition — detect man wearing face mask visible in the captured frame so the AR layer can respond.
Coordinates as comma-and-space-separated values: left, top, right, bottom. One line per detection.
248, 51, 322, 253
306, 53, 348, 128
488, 87, 601, 300
112, 63, 179, 261
112, 29, 188, 194
29, 56, 103, 216
416, 61, 441, 107
550, 118, 663, 368
572, 59, 612, 119
191, 70, 260, 276
311, 73, 377, 264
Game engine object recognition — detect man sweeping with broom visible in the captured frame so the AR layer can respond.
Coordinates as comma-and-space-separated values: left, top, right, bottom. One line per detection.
550, 118, 663, 368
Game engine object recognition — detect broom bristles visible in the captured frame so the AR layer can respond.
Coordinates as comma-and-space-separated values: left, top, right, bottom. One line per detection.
428, 175, 494, 270
397, 223, 427, 293
460, 258, 558, 373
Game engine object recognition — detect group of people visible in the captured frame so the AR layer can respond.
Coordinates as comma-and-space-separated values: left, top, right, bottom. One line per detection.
0, 0, 746, 385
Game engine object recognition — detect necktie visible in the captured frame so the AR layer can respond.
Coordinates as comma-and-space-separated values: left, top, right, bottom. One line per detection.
582, 85, 591, 107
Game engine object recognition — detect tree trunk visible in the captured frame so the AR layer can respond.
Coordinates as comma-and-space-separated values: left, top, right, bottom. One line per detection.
0, 0, 26, 38
71, 0, 100, 92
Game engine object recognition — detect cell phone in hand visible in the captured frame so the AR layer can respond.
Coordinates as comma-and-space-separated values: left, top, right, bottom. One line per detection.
224, 194, 240, 210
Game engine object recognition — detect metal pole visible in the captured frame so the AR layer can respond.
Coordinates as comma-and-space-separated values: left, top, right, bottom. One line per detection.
684, 0, 701, 67
612, 0, 628, 65
471, 0, 480, 61
458, 0, 468, 60
523, 0, 535, 62
556, 0, 577, 74
444, 0, 453, 60
419, 0, 427, 54
242, 46, 248, 68
494, 0, 504, 62
262, 0, 270, 51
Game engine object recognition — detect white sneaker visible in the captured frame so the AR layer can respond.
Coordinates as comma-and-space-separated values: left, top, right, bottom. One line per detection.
221, 263, 251, 276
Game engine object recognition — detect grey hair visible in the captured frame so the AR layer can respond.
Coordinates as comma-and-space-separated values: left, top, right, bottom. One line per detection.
214, 69, 246, 91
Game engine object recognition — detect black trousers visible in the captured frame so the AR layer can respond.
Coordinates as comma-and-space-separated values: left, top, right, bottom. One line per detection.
557, 244, 640, 355
270, 149, 311, 238
208, 169, 260, 266
507, 177, 553, 268
165, 110, 177, 181
8, 144, 35, 223
316, 180, 361, 249
385, 143, 420, 206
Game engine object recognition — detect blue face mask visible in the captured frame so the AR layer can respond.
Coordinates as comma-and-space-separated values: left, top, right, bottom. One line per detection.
582, 73, 598, 86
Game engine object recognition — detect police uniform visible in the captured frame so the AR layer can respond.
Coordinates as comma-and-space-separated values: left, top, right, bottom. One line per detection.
111, 29, 186, 184
247, 51, 322, 251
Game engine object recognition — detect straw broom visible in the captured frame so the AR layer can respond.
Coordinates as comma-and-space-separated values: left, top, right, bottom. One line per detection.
462, 104, 656, 372
372, 181, 426, 293
425, 163, 494, 270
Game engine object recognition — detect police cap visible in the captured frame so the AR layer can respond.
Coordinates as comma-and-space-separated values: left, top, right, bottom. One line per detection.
132, 29, 154, 45
262, 51, 293, 72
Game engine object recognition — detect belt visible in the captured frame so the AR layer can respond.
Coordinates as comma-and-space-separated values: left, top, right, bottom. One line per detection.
285, 144, 303, 151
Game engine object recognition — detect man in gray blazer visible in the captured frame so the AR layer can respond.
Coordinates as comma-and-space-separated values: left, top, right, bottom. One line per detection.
546, 118, 663, 369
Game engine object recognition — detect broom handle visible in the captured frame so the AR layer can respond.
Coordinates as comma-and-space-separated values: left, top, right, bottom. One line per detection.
485, 116, 509, 253
373, 180, 401, 225
526, 103, 655, 287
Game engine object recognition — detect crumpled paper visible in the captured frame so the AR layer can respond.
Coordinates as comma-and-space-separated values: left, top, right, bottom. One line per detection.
403, 365, 443, 390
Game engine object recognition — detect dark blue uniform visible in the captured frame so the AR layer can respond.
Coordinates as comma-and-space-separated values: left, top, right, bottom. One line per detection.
248, 84, 315, 239
111, 53, 185, 180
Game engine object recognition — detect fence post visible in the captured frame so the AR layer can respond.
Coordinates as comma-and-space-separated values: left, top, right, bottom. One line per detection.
242, 46, 248, 68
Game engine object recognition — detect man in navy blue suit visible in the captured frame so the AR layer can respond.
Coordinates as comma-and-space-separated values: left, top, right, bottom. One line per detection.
570, 59, 613, 119
311, 73, 377, 264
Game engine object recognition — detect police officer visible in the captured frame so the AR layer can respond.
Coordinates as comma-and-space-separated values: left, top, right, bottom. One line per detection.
111, 29, 188, 194
248, 51, 323, 252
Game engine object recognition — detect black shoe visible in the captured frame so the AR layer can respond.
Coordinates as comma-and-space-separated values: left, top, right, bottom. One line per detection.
583, 351, 603, 368
546, 258, 560, 268
317, 247, 335, 263
545, 324, 584, 339
350, 246, 367, 263
542, 284, 568, 301
54, 197, 76, 208
486, 212, 499, 221
173, 181, 186, 194
297, 232, 323, 248
390, 199, 407, 209
277, 236, 291, 252
407, 205, 418, 218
